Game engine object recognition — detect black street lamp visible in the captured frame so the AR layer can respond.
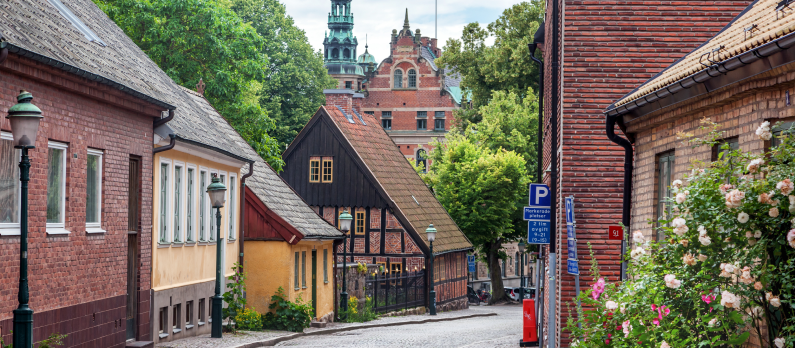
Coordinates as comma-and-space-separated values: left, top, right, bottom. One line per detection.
338, 210, 352, 317
518, 241, 526, 301
8, 90, 43, 348
426, 224, 437, 316
206, 175, 226, 338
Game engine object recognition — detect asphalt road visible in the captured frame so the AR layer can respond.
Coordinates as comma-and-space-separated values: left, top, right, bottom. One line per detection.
276, 305, 524, 348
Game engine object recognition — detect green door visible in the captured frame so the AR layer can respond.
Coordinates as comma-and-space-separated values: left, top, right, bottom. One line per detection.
312, 250, 317, 318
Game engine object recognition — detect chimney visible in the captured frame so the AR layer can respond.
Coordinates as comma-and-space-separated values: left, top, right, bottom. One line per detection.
324, 89, 354, 116
352, 92, 364, 116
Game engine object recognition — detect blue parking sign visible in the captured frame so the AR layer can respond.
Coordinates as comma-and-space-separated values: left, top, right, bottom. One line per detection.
527, 220, 551, 244
467, 255, 476, 273
529, 184, 551, 207
567, 239, 577, 259
565, 196, 575, 224
567, 259, 580, 275
523, 206, 551, 221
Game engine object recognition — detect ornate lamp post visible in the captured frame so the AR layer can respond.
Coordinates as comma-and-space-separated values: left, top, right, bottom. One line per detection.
518, 241, 527, 301
426, 224, 437, 316
8, 90, 43, 348
338, 210, 353, 316
206, 175, 226, 338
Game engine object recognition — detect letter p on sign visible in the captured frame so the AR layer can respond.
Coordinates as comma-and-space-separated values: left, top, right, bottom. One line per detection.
529, 184, 551, 206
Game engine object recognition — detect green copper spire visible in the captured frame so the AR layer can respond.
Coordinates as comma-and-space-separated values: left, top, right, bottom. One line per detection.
323, 0, 364, 77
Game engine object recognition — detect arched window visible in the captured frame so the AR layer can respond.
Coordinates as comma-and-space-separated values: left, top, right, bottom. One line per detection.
416, 149, 427, 173
408, 69, 417, 88
343, 48, 350, 59
394, 69, 403, 88
515, 252, 520, 276
332, 48, 339, 59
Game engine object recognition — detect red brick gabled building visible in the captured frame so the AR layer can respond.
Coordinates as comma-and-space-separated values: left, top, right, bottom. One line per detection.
538, 1, 750, 345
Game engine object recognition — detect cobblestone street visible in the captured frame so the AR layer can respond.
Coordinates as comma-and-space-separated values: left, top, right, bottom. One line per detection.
277, 305, 523, 348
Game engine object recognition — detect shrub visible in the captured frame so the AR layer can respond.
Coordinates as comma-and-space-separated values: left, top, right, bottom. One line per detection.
341, 295, 378, 323
222, 262, 247, 333
235, 307, 263, 331
565, 120, 795, 347
0, 333, 67, 348
262, 287, 312, 332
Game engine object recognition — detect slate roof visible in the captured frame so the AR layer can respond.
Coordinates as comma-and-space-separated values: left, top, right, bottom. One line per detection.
421, 46, 438, 71
443, 70, 464, 104
322, 106, 472, 253
180, 89, 342, 239
609, 0, 788, 110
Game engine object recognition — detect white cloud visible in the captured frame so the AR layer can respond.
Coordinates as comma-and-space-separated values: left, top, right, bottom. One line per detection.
285, 0, 525, 63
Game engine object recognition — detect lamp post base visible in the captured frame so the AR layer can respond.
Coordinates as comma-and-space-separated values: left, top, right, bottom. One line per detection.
340, 291, 349, 319
429, 290, 436, 315
211, 295, 223, 338
13, 305, 33, 348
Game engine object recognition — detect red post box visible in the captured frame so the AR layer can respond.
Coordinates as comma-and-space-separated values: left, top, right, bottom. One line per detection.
520, 299, 539, 346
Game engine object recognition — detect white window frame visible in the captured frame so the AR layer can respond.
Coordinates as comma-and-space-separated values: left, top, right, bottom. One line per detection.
46, 141, 69, 235
186, 164, 197, 243
0, 131, 21, 236
173, 160, 185, 244
198, 167, 209, 242
158, 157, 172, 244
208, 169, 219, 242
85, 148, 105, 233
228, 173, 237, 241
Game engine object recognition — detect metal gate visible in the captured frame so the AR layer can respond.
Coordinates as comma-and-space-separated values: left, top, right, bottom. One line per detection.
365, 270, 426, 313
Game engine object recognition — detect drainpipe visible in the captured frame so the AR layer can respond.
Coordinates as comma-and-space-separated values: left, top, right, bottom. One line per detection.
152, 134, 176, 154
548, 0, 560, 345
153, 109, 175, 128
0, 40, 8, 64
528, 43, 544, 183
605, 115, 632, 281
239, 161, 255, 274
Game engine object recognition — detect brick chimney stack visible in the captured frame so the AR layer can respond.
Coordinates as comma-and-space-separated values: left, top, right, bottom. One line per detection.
324, 89, 365, 119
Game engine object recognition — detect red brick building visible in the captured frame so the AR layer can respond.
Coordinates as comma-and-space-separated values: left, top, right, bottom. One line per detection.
322, 2, 463, 166
538, 1, 749, 345
281, 90, 473, 311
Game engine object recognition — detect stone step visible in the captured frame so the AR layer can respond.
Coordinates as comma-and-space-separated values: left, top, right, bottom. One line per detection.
126, 341, 154, 348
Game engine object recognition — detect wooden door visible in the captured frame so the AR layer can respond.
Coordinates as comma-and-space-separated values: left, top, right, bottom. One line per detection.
311, 250, 317, 318
126, 158, 140, 340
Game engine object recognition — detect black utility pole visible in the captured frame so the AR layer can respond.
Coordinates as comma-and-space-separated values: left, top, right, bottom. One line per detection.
14, 146, 33, 348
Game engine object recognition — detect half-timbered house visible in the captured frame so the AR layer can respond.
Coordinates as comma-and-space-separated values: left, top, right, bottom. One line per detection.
282, 89, 473, 311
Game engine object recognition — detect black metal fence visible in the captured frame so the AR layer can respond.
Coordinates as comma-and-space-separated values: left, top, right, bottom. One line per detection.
364, 270, 426, 313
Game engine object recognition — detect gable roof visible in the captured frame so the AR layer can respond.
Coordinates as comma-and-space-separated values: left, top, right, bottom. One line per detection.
179, 90, 342, 239
299, 104, 472, 254
606, 0, 795, 116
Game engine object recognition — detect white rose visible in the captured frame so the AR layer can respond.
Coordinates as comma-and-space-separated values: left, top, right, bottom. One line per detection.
664, 274, 681, 289
747, 159, 765, 174
775, 337, 786, 348
676, 192, 687, 204
699, 235, 711, 246
672, 179, 683, 189
756, 121, 772, 141
633, 231, 644, 243
605, 300, 619, 310
698, 254, 708, 262
721, 291, 739, 308
738, 212, 750, 223
770, 207, 780, 218
708, 318, 718, 327
660, 342, 671, 348
631, 247, 645, 259
745, 231, 754, 238
672, 217, 687, 228
698, 225, 707, 235
754, 230, 762, 238
724, 263, 736, 273
674, 225, 689, 236
770, 296, 781, 308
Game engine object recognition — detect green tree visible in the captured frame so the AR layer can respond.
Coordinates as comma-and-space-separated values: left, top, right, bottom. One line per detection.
437, 1, 544, 107
424, 133, 529, 303
223, 0, 337, 147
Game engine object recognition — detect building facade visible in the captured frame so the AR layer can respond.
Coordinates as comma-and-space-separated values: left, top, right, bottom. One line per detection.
538, 1, 750, 345
281, 90, 473, 310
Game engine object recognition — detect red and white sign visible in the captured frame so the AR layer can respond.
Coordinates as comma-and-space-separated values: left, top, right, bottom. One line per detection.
608, 225, 623, 240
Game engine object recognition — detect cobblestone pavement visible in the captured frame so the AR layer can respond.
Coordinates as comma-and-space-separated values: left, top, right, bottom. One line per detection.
155, 329, 295, 348
278, 304, 523, 348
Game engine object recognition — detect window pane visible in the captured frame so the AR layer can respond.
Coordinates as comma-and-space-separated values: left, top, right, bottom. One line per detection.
408, 69, 416, 88
160, 164, 168, 242
47, 148, 64, 223
435, 111, 445, 118
435, 119, 445, 130
229, 177, 235, 239
86, 154, 100, 223
382, 111, 391, 118
0, 138, 19, 224
200, 172, 206, 241
417, 119, 426, 130
174, 166, 182, 242
294, 252, 299, 289
394, 70, 402, 88
187, 168, 194, 242
323, 249, 328, 282
302, 251, 306, 288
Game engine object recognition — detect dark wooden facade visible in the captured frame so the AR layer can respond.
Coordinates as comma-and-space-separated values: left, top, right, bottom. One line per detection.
244, 187, 302, 243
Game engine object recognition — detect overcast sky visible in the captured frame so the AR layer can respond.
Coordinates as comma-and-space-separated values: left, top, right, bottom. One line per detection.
286, 0, 527, 63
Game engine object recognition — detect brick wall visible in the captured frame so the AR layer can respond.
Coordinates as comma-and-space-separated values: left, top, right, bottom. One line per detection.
0, 55, 156, 346
541, 1, 750, 345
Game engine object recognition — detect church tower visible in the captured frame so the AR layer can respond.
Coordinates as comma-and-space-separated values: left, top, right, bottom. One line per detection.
323, 0, 365, 89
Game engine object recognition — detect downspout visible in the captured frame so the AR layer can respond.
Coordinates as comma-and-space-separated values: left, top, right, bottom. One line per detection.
239, 161, 255, 274
154, 109, 175, 128
549, 0, 560, 345
152, 134, 176, 154
605, 115, 632, 281
528, 44, 544, 183
0, 40, 8, 64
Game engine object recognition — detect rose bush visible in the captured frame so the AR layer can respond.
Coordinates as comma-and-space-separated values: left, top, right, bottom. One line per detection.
566, 121, 795, 347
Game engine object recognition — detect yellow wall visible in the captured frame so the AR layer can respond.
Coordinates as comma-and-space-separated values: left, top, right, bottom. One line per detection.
152, 150, 242, 290
246, 240, 336, 320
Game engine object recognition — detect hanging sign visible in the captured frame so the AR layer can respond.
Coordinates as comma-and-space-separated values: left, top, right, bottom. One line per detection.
524, 184, 551, 245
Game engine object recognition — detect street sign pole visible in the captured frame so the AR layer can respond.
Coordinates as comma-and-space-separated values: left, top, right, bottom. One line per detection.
523, 184, 551, 347
565, 196, 581, 330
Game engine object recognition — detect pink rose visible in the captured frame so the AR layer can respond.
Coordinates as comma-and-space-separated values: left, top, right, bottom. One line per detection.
770, 207, 780, 218
777, 179, 794, 195
725, 189, 745, 209
788, 229, 795, 248
747, 159, 764, 174
719, 184, 735, 194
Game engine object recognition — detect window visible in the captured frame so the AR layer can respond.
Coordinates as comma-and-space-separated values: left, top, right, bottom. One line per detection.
220, 173, 227, 240
712, 137, 739, 161
159, 162, 169, 243
158, 307, 168, 337
771, 121, 794, 147
323, 248, 329, 283
391, 263, 402, 285
435, 111, 445, 118
416, 150, 427, 173
294, 252, 300, 290
186, 168, 195, 242
417, 111, 427, 118
86, 149, 103, 232
0, 132, 20, 235
173, 164, 183, 243
172, 304, 181, 333
345, 81, 352, 89
302, 251, 307, 289
408, 69, 417, 88
208, 297, 213, 323
364, 111, 374, 115
199, 170, 207, 241
229, 175, 236, 240
440, 256, 446, 281
322, 158, 333, 183
355, 210, 365, 235
309, 157, 320, 183
394, 70, 403, 88
434, 119, 445, 131
417, 119, 427, 130
515, 252, 520, 276
382, 111, 392, 118
47, 141, 68, 234
382, 119, 392, 130
198, 298, 206, 325
185, 301, 194, 329
656, 151, 675, 241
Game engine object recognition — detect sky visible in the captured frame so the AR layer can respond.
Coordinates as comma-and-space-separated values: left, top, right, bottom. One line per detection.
286, 0, 527, 63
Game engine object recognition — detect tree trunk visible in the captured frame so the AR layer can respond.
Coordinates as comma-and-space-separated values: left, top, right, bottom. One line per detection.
486, 241, 505, 304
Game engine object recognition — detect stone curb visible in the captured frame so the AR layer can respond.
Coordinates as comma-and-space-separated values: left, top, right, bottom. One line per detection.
234, 312, 499, 348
